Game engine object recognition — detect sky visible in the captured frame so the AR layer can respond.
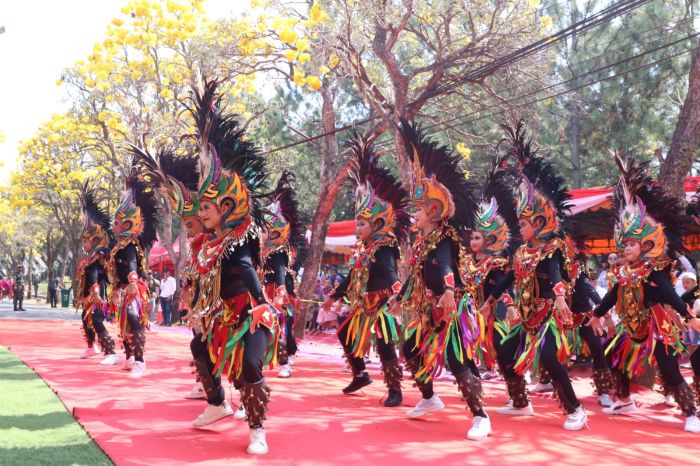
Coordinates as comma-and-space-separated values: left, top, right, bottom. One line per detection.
0, 0, 243, 183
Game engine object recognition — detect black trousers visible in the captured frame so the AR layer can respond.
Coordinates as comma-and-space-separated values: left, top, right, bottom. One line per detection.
500, 326, 580, 409
81, 307, 110, 347
339, 313, 398, 373
401, 324, 479, 399
608, 337, 686, 398
284, 313, 298, 356
579, 320, 608, 370
14, 288, 24, 309
122, 302, 145, 362
49, 289, 58, 307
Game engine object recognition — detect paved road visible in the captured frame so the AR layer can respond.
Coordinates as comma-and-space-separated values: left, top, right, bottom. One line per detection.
0, 300, 81, 321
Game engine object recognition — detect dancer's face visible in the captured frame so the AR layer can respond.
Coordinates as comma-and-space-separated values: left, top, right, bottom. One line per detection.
624, 240, 641, 263
413, 205, 434, 232
183, 216, 204, 238
470, 230, 484, 253
356, 218, 372, 243
519, 218, 535, 242
82, 238, 93, 253
198, 200, 222, 231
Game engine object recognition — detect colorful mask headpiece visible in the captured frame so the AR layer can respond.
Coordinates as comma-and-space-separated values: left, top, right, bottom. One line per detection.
616, 196, 666, 259
112, 158, 160, 249
79, 183, 112, 251
264, 199, 290, 248
113, 188, 144, 240
475, 198, 510, 255
516, 176, 560, 239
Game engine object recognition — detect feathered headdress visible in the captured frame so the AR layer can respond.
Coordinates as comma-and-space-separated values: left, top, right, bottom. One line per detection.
613, 154, 684, 260
263, 170, 303, 251
130, 145, 201, 220
186, 77, 267, 233
113, 156, 160, 250
347, 132, 410, 243
475, 153, 521, 256
78, 182, 113, 251
502, 120, 570, 240
400, 121, 478, 231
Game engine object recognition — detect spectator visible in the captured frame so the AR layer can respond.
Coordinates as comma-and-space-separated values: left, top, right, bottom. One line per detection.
48, 276, 61, 308
159, 269, 176, 326
32, 274, 39, 300
147, 272, 160, 322
679, 271, 699, 369
596, 262, 609, 289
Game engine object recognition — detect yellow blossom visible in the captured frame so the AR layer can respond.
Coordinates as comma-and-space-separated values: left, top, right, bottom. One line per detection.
455, 143, 471, 160
295, 38, 309, 52
285, 49, 299, 62
298, 52, 311, 64
328, 54, 340, 68
306, 75, 322, 91
540, 16, 553, 29
279, 29, 298, 44
292, 69, 306, 86
319, 65, 330, 75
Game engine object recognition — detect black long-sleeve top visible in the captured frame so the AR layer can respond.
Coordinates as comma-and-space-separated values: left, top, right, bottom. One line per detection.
82, 256, 108, 299
681, 285, 699, 308
571, 271, 601, 314
332, 245, 399, 300
221, 242, 267, 305
488, 249, 564, 301
114, 243, 140, 286
285, 272, 296, 297
594, 268, 691, 319
264, 251, 288, 287
398, 237, 463, 300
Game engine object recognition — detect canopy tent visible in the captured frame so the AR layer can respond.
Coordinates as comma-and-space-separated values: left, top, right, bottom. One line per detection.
307, 176, 700, 257
148, 240, 180, 274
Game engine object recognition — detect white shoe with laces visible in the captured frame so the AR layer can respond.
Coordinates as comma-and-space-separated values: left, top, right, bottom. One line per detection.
185, 382, 207, 399
684, 415, 700, 433
563, 406, 587, 431
597, 394, 613, 407
602, 399, 637, 415
100, 354, 119, 366
530, 382, 554, 393
496, 401, 535, 416
192, 400, 234, 427
234, 404, 246, 420
523, 370, 532, 384
278, 364, 292, 378
247, 427, 268, 455
80, 346, 100, 359
406, 394, 445, 418
288, 355, 296, 366
128, 360, 146, 379
664, 394, 676, 407
467, 414, 491, 440
482, 370, 500, 381
121, 356, 135, 371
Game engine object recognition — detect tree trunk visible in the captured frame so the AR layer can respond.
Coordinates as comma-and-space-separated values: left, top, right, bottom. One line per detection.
26, 246, 33, 299
659, 38, 700, 199
570, 101, 582, 189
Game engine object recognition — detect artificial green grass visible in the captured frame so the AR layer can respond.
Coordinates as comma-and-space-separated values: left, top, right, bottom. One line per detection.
0, 346, 113, 466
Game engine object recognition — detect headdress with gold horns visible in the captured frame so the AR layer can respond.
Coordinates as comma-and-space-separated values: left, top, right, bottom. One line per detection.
475, 154, 521, 256
112, 158, 160, 249
502, 121, 570, 240
400, 121, 478, 230
187, 78, 267, 233
263, 170, 303, 251
78, 182, 113, 251
348, 132, 410, 243
613, 155, 684, 261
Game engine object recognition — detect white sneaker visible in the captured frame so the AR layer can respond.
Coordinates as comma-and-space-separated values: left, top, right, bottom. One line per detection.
128, 360, 146, 379
530, 382, 554, 393
288, 355, 296, 366
234, 404, 246, 420
192, 400, 234, 427
406, 395, 445, 418
597, 394, 613, 407
602, 399, 637, 415
482, 369, 500, 381
247, 427, 268, 455
681, 362, 693, 369
100, 354, 119, 366
496, 401, 535, 416
467, 414, 491, 440
664, 394, 676, 407
278, 364, 292, 378
80, 346, 99, 359
563, 406, 587, 431
684, 415, 700, 433
185, 382, 206, 399
523, 370, 532, 384
121, 356, 135, 370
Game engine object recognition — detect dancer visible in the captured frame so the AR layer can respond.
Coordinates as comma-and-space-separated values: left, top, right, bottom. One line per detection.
323, 133, 410, 407
76, 183, 118, 365
464, 156, 524, 402
394, 121, 490, 440
108, 158, 159, 379
261, 170, 303, 379
187, 78, 275, 455
589, 156, 700, 432
481, 122, 587, 430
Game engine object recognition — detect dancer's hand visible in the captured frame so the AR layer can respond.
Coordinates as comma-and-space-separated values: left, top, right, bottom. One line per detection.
687, 316, 700, 333
125, 282, 139, 297
322, 297, 334, 311
437, 289, 456, 321
248, 304, 274, 333
604, 314, 616, 335
506, 305, 519, 323
587, 316, 605, 337
554, 295, 572, 326
479, 300, 493, 321
388, 297, 402, 317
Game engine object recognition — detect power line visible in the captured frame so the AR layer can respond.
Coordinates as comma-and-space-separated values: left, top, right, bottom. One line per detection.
260, 0, 654, 155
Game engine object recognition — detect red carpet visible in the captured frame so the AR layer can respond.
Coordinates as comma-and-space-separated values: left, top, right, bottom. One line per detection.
1, 319, 698, 465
